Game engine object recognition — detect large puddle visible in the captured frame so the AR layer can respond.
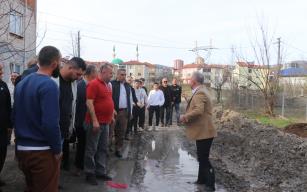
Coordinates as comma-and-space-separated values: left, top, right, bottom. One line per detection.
130, 131, 227, 192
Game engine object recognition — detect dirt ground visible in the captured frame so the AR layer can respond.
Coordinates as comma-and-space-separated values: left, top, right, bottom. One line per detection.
2, 105, 307, 192
284, 123, 307, 138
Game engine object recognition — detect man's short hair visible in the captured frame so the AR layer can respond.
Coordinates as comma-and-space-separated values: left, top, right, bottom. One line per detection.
38, 46, 61, 67
140, 78, 145, 82
84, 65, 97, 76
192, 72, 204, 84
26, 57, 38, 68
70, 57, 86, 71
117, 69, 126, 74
135, 79, 141, 83
100, 62, 113, 72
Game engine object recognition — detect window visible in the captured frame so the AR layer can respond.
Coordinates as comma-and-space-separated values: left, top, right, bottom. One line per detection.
9, 10, 23, 37
203, 68, 211, 72
10, 63, 21, 73
15, 64, 21, 74
138, 73, 141, 76
248, 68, 252, 73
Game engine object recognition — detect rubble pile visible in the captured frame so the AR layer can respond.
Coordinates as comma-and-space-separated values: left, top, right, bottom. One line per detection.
212, 108, 307, 191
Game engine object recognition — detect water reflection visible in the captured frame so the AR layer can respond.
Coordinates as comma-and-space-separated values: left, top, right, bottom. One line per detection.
136, 131, 226, 192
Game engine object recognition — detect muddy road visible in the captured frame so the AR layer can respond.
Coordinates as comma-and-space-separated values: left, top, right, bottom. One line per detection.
2, 107, 307, 192
129, 127, 227, 192
1, 127, 227, 192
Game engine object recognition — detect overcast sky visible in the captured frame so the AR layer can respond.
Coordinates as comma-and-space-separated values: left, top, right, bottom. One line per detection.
37, 0, 307, 66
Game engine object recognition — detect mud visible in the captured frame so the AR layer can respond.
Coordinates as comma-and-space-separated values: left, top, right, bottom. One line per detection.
284, 123, 307, 138
212, 107, 307, 191
130, 128, 227, 192
2, 106, 307, 192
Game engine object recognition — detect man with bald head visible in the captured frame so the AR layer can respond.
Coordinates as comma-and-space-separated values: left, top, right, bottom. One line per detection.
111, 69, 133, 158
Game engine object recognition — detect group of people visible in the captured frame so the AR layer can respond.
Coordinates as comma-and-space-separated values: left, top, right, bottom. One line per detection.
0, 45, 217, 191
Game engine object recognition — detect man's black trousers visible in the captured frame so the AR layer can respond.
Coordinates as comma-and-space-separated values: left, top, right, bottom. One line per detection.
196, 138, 215, 188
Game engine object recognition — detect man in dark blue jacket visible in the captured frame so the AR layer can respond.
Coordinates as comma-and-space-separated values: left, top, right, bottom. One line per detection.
13, 46, 62, 192
73, 64, 97, 176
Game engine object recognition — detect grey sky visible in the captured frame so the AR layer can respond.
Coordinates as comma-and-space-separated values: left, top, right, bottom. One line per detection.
37, 0, 307, 66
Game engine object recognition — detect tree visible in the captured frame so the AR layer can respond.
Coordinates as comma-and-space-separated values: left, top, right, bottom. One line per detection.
234, 23, 282, 116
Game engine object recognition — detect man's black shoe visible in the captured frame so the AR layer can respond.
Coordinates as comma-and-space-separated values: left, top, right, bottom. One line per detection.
115, 151, 122, 158
124, 137, 130, 141
86, 175, 98, 185
0, 179, 6, 187
61, 163, 70, 171
96, 174, 112, 181
187, 181, 201, 185
187, 181, 215, 191
204, 185, 215, 191
58, 185, 64, 190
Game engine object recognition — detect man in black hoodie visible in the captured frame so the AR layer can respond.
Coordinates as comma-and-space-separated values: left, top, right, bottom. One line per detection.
159, 77, 173, 127
0, 64, 12, 187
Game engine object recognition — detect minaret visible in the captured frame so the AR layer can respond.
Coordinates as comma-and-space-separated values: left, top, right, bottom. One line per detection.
113, 45, 116, 59
136, 44, 139, 61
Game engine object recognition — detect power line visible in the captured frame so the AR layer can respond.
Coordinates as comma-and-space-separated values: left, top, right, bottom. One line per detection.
40, 29, 255, 51
38, 20, 192, 49
38, 11, 191, 46
82, 35, 190, 50
282, 42, 307, 55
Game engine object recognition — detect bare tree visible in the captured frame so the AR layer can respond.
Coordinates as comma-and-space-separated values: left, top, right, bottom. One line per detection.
234, 23, 282, 116
69, 31, 79, 57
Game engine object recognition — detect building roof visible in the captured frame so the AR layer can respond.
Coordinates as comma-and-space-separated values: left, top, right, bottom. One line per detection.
111, 58, 124, 64
182, 63, 205, 69
123, 60, 156, 69
146, 63, 156, 68
280, 68, 307, 77
236, 61, 268, 69
124, 60, 146, 65
208, 64, 229, 69
85, 61, 112, 68
21, 0, 36, 10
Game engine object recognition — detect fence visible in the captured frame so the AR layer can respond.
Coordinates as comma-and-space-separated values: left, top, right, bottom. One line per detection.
220, 88, 307, 123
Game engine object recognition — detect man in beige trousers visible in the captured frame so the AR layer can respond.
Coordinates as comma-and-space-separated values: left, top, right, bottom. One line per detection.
180, 72, 217, 191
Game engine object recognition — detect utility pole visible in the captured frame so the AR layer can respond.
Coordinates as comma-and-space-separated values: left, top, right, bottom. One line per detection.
277, 37, 281, 66
277, 37, 285, 117
77, 31, 81, 57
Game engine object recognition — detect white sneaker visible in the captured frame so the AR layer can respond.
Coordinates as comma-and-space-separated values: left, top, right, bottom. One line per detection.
148, 126, 153, 131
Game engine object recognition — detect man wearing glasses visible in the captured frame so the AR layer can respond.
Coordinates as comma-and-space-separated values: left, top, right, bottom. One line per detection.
159, 77, 173, 127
